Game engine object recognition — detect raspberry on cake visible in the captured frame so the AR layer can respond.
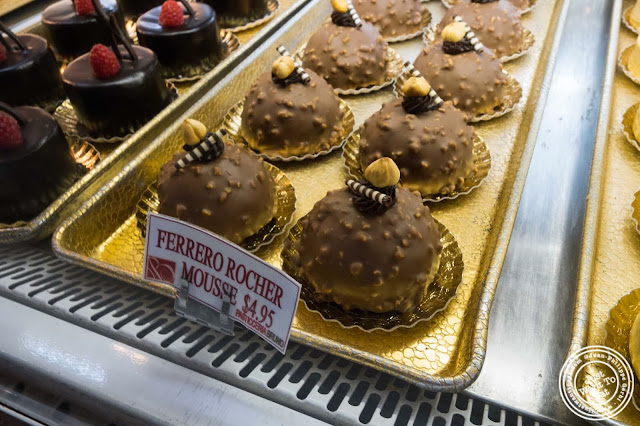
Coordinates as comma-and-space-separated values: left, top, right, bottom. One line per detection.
62, 0, 171, 135
89, 44, 120, 79
41, 0, 125, 61
0, 44, 5, 63
0, 111, 23, 149
159, 0, 185, 27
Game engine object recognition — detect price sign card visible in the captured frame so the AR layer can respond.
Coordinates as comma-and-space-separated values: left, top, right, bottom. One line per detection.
143, 213, 301, 354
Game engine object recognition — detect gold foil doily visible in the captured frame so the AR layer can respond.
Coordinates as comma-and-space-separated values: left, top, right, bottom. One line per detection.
223, 97, 355, 162
296, 45, 404, 95
623, 7, 639, 35
422, 27, 535, 63
54, 82, 179, 143
619, 45, 640, 86
394, 71, 522, 122
220, 0, 280, 33
622, 102, 640, 152
135, 161, 296, 253
603, 288, 640, 408
440, 0, 538, 14
281, 218, 463, 332
342, 130, 491, 202
0, 139, 100, 229
383, 4, 432, 43
632, 190, 640, 235
164, 30, 241, 82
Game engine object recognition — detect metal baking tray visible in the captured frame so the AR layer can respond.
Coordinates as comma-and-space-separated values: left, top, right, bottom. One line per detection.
52, 0, 566, 391
0, 0, 303, 244
567, 0, 640, 423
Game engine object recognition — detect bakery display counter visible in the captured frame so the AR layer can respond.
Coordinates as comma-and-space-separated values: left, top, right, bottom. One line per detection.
0, 0, 621, 425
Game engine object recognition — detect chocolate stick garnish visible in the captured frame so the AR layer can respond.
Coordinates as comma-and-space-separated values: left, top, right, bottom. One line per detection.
346, 179, 392, 206
276, 46, 310, 84
175, 128, 227, 170
91, 0, 138, 62
0, 22, 27, 52
401, 63, 444, 111
0, 102, 25, 126
330, 0, 362, 28
453, 16, 484, 53
346, 1, 362, 27
403, 60, 421, 79
176, 0, 195, 17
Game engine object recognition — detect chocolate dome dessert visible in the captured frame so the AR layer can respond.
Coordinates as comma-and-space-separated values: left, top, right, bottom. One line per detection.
62, 2, 171, 135
239, 51, 345, 157
289, 158, 442, 313
118, 0, 163, 19
157, 120, 277, 244
42, 0, 125, 61
0, 103, 79, 223
0, 24, 65, 109
302, 0, 389, 91
437, 1, 525, 58
358, 77, 475, 196
137, 0, 223, 78
353, 0, 423, 39
201, 0, 269, 24
413, 21, 509, 115
446, 0, 529, 12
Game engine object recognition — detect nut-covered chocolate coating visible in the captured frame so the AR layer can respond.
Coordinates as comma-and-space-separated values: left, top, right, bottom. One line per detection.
445, 0, 526, 12
294, 187, 442, 313
302, 21, 389, 90
352, 0, 423, 38
157, 144, 277, 244
358, 99, 474, 196
437, 2, 524, 57
240, 69, 344, 157
413, 42, 508, 115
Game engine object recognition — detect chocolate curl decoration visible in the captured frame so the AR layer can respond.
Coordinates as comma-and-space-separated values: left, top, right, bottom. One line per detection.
90, 0, 138, 62
276, 46, 310, 84
453, 16, 484, 53
175, 129, 227, 170
331, 1, 362, 28
0, 21, 27, 52
347, 179, 396, 215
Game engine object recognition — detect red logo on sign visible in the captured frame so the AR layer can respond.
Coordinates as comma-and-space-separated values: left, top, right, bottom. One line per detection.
146, 256, 176, 284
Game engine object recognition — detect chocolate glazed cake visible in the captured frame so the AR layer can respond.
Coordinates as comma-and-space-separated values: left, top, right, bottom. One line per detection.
42, 0, 125, 61
137, 1, 223, 77
289, 158, 442, 313
62, 0, 171, 135
0, 103, 79, 223
353, 0, 423, 39
0, 23, 65, 109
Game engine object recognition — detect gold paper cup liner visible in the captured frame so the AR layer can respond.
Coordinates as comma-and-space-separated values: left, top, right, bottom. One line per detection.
220, 0, 279, 32
223, 98, 355, 162
395, 71, 521, 122
163, 30, 241, 82
296, 45, 403, 96
383, 4, 432, 43
343, 130, 490, 202
281, 218, 463, 332
54, 82, 179, 143
622, 102, 640, 153
135, 162, 296, 253
440, 0, 537, 14
0, 139, 100, 229
603, 288, 640, 407
632, 189, 640, 235
623, 7, 640, 35
422, 27, 534, 63
619, 45, 640, 87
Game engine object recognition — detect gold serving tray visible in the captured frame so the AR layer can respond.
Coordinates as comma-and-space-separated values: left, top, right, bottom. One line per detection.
53, 0, 566, 391
568, 0, 640, 423
0, 0, 302, 243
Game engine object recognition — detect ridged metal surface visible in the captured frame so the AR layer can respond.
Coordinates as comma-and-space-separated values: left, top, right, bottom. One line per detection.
0, 244, 544, 426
